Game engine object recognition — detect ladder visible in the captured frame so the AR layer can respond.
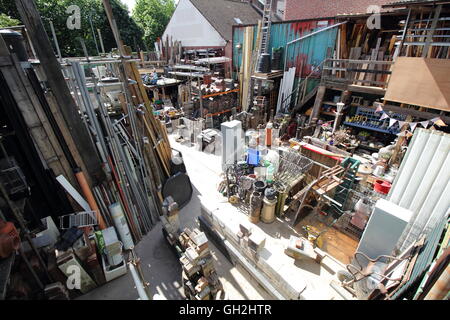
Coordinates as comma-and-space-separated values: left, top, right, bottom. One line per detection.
247, 0, 273, 112
258, 0, 273, 56
59, 211, 98, 229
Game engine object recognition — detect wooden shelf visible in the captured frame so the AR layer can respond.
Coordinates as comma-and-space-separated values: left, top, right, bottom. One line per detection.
321, 111, 336, 116
343, 122, 397, 134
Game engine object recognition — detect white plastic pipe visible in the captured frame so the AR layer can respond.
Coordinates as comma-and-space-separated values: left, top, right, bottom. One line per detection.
110, 202, 134, 250
129, 262, 150, 300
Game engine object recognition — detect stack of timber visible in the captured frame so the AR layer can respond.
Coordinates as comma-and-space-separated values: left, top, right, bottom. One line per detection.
8, 0, 173, 244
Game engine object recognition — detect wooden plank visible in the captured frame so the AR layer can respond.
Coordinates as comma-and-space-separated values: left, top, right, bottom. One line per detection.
367, 38, 381, 82
309, 85, 326, 124
0, 52, 72, 186
422, 5, 442, 58
340, 23, 348, 60
15, 0, 105, 184
44, 92, 93, 186
141, 116, 170, 176
347, 84, 386, 95
13, 62, 76, 184
384, 57, 450, 112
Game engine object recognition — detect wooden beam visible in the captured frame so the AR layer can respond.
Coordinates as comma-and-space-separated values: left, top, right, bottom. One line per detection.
309, 85, 326, 125
422, 5, 442, 58
15, 0, 105, 184
380, 104, 450, 123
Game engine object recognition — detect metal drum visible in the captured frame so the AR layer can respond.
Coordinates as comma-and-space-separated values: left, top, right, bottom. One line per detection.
249, 191, 263, 224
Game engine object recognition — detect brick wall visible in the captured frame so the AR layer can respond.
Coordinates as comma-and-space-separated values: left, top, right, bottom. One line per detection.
284, 0, 392, 20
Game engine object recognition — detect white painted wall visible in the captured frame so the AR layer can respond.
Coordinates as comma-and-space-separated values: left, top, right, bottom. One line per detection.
162, 0, 226, 47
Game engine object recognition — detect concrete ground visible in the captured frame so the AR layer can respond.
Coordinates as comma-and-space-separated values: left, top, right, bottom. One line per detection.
79, 137, 271, 300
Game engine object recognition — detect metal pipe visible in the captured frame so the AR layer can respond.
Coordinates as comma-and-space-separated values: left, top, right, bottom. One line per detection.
49, 20, 62, 62
97, 28, 106, 54
74, 169, 107, 230
129, 261, 149, 300
70, 61, 109, 166
89, 16, 100, 56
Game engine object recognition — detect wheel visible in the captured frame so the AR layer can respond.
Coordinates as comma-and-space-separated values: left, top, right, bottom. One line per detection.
337, 269, 355, 284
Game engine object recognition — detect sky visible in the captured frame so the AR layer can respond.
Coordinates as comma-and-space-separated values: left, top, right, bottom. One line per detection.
122, 0, 137, 12
122, 0, 179, 14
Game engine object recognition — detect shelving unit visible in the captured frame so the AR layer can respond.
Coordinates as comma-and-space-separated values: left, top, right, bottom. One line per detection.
343, 106, 406, 135
320, 101, 338, 117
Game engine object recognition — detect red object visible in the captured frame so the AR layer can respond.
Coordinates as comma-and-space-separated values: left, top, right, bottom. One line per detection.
0, 219, 19, 239
0, 219, 20, 258
265, 127, 272, 147
374, 180, 392, 195
300, 144, 342, 162
0, 234, 20, 258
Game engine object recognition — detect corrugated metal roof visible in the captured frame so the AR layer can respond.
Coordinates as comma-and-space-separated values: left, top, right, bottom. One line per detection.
391, 214, 449, 299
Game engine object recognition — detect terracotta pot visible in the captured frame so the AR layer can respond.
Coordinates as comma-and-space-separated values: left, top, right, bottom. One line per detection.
0, 219, 19, 238
0, 234, 20, 258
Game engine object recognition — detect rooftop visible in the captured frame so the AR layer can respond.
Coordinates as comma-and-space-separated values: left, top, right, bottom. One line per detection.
190, 0, 262, 41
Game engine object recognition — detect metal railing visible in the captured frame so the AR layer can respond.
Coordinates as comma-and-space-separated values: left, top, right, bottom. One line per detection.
278, 58, 395, 115
322, 58, 394, 89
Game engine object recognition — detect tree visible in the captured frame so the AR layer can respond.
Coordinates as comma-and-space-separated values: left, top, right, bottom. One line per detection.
0, 0, 20, 19
132, 0, 175, 50
0, 13, 20, 28
0, 0, 144, 57
104, 0, 145, 52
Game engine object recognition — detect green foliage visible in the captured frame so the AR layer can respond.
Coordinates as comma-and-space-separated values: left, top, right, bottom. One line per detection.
0, 0, 144, 57
133, 0, 175, 49
0, 0, 20, 20
0, 13, 20, 27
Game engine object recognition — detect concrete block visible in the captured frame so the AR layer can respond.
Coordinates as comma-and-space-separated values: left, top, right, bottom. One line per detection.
248, 231, 266, 253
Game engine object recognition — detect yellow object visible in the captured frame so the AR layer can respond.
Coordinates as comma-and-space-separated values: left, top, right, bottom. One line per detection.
228, 195, 239, 204
304, 225, 324, 248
